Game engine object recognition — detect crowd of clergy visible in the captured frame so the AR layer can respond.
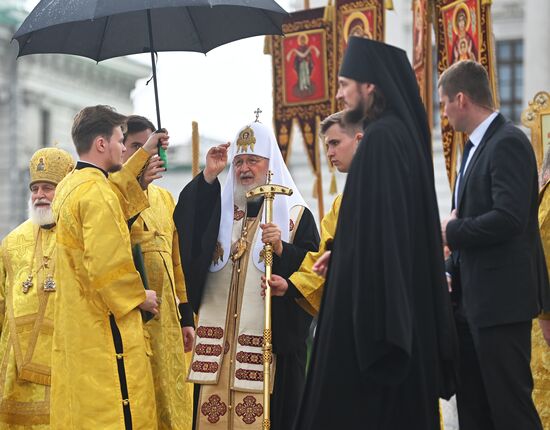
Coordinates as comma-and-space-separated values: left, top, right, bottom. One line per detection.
0, 37, 549, 430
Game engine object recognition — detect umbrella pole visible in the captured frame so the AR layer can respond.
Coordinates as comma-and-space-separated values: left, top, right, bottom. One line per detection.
147, 9, 162, 130
147, 9, 168, 168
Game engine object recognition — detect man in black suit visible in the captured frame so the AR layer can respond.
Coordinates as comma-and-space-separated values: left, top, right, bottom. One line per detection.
440, 60, 550, 430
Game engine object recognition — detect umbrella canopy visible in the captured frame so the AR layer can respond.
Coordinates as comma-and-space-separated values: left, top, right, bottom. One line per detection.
13, 0, 288, 166
13, 0, 287, 60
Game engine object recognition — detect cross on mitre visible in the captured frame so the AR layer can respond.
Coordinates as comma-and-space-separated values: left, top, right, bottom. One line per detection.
254, 108, 262, 122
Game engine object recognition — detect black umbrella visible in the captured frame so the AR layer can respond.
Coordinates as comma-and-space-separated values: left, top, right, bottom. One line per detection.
13, 0, 288, 163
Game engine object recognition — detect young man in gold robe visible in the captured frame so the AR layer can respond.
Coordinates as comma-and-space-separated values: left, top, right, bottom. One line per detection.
51, 105, 167, 430
533, 152, 550, 427
0, 147, 74, 428
262, 111, 362, 314
120, 115, 195, 430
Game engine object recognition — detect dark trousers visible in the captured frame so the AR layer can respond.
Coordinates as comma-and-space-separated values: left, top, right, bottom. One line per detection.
455, 319, 542, 430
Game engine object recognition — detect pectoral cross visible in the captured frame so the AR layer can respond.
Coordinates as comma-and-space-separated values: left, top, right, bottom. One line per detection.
22, 275, 33, 294
254, 108, 262, 122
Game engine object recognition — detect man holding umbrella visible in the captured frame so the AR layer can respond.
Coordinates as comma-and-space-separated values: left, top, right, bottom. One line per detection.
120, 114, 196, 430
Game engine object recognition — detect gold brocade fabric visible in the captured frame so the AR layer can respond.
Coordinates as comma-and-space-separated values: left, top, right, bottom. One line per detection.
131, 184, 193, 430
536, 182, 550, 429
289, 194, 341, 316
109, 148, 151, 220
0, 221, 55, 427
51, 168, 156, 430
532, 321, 550, 429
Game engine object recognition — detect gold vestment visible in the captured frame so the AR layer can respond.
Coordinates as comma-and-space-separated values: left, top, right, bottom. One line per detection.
289, 194, 341, 316
129, 184, 193, 430
535, 181, 550, 428
51, 167, 156, 430
0, 221, 55, 428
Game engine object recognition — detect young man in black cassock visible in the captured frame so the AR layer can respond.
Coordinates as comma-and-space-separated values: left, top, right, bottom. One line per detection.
174, 120, 319, 430
293, 37, 457, 430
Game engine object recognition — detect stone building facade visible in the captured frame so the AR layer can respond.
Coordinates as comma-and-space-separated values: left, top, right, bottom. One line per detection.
0, 1, 150, 237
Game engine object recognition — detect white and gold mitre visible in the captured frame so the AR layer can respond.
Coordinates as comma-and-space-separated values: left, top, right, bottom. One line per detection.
29, 147, 74, 188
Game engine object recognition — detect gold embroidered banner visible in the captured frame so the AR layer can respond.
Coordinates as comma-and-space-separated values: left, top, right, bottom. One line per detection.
271, 7, 336, 217
434, 0, 498, 189
412, 0, 433, 131
271, 7, 335, 171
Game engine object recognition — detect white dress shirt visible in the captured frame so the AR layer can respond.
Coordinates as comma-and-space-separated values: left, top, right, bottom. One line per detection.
454, 111, 499, 208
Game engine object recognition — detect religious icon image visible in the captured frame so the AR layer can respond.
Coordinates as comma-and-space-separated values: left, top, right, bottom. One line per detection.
442, 0, 479, 65
282, 30, 328, 105
343, 10, 375, 46
36, 157, 45, 171
237, 126, 256, 153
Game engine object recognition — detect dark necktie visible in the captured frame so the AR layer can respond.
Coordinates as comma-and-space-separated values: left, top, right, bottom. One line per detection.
457, 139, 474, 198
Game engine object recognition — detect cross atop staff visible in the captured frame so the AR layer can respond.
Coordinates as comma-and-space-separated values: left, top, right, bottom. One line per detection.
254, 108, 263, 122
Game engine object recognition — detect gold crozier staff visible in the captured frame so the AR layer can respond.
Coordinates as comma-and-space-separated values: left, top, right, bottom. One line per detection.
246, 171, 292, 430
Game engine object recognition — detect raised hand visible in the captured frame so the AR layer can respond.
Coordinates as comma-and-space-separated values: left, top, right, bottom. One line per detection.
204, 142, 230, 184
142, 129, 169, 156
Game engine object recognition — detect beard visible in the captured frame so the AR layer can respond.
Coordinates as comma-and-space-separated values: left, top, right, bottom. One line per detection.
233, 177, 265, 209
344, 96, 367, 124
28, 198, 55, 226
107, 162, 122, 173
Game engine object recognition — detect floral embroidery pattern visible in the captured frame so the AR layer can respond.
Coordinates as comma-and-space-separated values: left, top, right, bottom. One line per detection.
195, 343, 223, 357
236, 396, 264, 424
225, 341, 230, 354
201, 395, 227, 424
235, 368, 263, 381
197, 326, 224, 339
191, 361, 219, 373
238, 334, 263, 347
236, 351, 263, 365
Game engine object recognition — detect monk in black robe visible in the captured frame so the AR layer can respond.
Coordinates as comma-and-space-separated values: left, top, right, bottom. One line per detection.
293, 37, 458, 430
174, 121, 319, 430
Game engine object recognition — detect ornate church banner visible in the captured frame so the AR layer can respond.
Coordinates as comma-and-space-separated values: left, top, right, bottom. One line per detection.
271, 7, 336, 217
412, 0, 433, 130
522, 91, 550, 170
335, 0, 385, 71
434, 0, 498, 188
271, 7, 335, 172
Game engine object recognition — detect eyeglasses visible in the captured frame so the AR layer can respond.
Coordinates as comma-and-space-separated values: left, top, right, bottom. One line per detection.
233, 156, 263, 169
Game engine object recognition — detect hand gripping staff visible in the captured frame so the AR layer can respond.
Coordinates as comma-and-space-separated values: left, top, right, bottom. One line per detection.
246, 171, 292, 430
